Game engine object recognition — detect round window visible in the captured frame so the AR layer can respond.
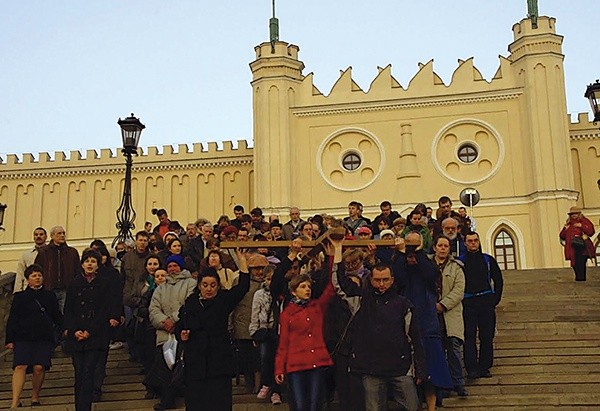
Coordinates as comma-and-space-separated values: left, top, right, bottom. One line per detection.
457, 143, 478, 163
342, 152, 362, 171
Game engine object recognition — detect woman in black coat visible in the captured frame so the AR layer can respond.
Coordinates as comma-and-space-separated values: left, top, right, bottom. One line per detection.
176, 251, 249, 411
64, 249, 121, 411
5, 264, 61, 410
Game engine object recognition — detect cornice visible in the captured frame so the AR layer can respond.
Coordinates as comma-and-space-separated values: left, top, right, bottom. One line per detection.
570, 133, 600, 141
292, 90, 522, 117
0, 158, 254, 180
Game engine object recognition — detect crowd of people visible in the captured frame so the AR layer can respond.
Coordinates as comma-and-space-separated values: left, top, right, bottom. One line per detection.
5, 196, 592, 410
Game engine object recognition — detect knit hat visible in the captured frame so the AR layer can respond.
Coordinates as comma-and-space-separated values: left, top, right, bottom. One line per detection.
380, 229, 395, 238
166, 254, 185, 270
221, 225, 239, 237
357, 226, 372, 235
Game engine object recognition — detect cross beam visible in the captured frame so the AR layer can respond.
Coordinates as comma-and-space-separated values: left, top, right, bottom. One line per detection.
220, 239, 396, 249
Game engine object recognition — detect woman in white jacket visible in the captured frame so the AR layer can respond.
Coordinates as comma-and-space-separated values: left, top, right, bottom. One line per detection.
147, 255, 196, 410
432, 235, 467, 398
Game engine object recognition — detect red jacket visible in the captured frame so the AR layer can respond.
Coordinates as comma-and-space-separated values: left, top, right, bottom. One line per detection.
275, 276, 334, 375
559, 216, 595, 265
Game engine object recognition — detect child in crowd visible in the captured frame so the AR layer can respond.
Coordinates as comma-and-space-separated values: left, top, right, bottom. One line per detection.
249, 265, 282, 405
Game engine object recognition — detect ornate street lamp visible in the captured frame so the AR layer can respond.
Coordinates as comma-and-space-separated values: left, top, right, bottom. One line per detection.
112, 113, 145, 247
584, 80, 600, 123
0, 203, 7, 230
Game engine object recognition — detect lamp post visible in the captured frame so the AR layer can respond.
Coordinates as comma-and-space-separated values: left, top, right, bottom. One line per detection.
112, 113, 145, 248
584, 80, 600, 123
0, 203, 6, 231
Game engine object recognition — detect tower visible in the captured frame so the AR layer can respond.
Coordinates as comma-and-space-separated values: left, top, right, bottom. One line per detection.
249, 4, 304, 212
508, 14, 577, 267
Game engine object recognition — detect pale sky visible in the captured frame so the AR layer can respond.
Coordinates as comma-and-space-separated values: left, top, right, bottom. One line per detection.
1, 1, 597, 158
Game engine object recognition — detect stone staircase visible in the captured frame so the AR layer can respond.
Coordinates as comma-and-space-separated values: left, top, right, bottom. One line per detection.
443, 267, 600, 410
0, 267, 598, 410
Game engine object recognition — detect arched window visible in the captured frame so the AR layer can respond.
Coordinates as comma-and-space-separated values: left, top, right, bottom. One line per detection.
493, 229, 517, 270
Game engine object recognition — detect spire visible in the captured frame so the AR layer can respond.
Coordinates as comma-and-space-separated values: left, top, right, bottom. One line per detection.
269, 0, 279, 51
527, 0, 538, 29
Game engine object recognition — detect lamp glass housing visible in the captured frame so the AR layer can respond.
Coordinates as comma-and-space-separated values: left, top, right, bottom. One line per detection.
585, 80, 600, 122
118, 114, 145, 151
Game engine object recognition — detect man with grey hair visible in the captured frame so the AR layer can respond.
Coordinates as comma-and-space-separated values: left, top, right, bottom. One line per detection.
14, 227, 47, 293
34, 225, 80, 313
441, 217, 466, 257
282, 207, 304, 240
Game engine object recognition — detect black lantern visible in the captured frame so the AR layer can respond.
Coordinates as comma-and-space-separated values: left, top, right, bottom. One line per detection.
118, 113, 145, 154
0, 203, 6, 230
584, 80, 600, 123
112, 114, 144, 247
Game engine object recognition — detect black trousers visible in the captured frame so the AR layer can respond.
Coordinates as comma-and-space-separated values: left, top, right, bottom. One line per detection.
185, 376, 231, 411
573, 247, 588, 281
333, 353, 365, 411
463, 301, 496, 374
72, 349, 106, 411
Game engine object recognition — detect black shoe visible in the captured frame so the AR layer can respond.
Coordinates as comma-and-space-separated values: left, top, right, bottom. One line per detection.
144, 391, 157, 400
455, 385, 469, 397
466, 371, 479, 379
479, 369, 492, 378
153, 402, 175, 411
31, 401, 41, 406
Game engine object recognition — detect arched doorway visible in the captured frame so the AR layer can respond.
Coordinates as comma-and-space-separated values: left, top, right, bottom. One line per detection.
493, 228, 518, 270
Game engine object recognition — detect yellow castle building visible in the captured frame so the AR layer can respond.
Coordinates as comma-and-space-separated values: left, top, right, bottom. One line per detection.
0, 12, 598, 273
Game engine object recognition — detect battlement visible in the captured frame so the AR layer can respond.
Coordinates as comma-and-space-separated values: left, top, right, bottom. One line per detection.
296, 56, 518, 106
569, 112, 600, 139
512, 16, 556, 39
254, 41, 300, 60
0, 140, 253, 170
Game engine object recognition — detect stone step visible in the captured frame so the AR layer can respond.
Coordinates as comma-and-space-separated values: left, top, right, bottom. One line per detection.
495, 354, 600, 366
464, 382, 600, 395
494, 346, 600, 357
493, 338, 600, 349
442, 393, 600, 408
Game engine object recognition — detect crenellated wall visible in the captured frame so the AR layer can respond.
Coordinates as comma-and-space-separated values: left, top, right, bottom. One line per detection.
0, 141, 254, 273
569, 113, 600, 216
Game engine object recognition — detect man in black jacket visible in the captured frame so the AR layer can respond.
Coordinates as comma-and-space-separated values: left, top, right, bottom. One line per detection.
334, 262, 426, 411
459, 231, 504, 379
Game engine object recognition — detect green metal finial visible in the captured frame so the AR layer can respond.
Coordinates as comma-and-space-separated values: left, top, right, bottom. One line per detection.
270, 0, 279, 51
527, 0, 538, 29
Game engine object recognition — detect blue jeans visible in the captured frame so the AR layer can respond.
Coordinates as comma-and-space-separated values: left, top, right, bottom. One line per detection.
362, 374, 419, 411
258, 339, 279, 390
287, 367, 325, 411
445, 336, 465, 386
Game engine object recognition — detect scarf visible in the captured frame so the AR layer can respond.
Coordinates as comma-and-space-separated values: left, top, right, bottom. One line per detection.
290, 297, 310, 307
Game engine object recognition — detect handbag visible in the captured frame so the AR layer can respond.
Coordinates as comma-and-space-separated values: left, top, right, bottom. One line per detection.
171, 345, 185, 391
571, 236, 586, 248
33, 298, 60, 345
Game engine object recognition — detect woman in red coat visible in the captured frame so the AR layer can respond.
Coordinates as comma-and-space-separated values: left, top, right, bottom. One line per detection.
275, 241, 340, 411
559, 206, 595, 281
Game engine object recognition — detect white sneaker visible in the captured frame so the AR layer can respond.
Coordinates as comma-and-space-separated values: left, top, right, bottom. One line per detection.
270, 392, 282, 405
256, 385, 270, 399
109, 341, 124, 350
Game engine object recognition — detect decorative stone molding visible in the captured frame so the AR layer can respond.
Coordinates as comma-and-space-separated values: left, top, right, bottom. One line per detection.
292, 91, 522, 118
316, 127, 385, 192
431, 118, 505, 185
